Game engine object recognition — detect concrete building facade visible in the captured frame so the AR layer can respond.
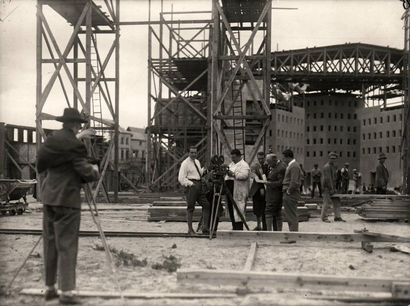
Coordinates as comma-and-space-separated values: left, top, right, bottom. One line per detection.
267, 104, 305, 164
357, 105, 404, 189
299, 93, 362, 176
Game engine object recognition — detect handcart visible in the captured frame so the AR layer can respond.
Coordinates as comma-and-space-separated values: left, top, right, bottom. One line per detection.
0, 179, 37, 216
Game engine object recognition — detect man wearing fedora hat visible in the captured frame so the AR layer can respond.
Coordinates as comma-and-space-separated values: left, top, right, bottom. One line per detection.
321, 152, 345, 222
37, 108, 100, 304
375, 153, 389, 194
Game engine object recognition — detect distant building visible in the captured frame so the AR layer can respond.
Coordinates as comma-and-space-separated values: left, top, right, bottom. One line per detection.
118, 127, 132, 164
267, 103, 305, 164
126, 127, 147, 162
357, 105, 403, 189
300, 93, 363, 174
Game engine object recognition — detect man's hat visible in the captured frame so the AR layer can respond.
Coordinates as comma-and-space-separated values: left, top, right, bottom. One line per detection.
344, 162, 349, 166
56, 108, 88, 123
378, 153, 387, 160
328, 152, 338, 158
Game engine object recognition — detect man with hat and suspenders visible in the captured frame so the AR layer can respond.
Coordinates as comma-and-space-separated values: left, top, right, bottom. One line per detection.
37, 108, 100, 304
321, 152, 345, 223
375, 153, 389, 194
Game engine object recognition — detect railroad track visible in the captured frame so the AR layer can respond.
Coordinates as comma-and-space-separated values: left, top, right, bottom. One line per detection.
0, 228, 209, 238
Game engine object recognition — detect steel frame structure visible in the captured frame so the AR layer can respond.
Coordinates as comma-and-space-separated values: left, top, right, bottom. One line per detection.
146, 11, 212, 190
36, 0, 120, 200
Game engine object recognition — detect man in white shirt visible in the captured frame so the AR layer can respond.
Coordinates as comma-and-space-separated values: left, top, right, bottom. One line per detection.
178, 146, 211, 236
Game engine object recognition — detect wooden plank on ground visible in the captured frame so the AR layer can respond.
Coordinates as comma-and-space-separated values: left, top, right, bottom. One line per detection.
177, 269, 410, 294
391, 245, 410, 255
216, 230, 410, 243
243, 242, 257, 271
20, 288, 236, 299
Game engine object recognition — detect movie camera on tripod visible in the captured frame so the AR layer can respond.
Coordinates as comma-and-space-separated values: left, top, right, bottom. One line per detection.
208, 155, 229, 184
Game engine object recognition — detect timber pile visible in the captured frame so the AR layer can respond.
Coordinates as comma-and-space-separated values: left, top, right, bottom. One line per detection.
147, 205, 316, 222
356, 198, 410, 220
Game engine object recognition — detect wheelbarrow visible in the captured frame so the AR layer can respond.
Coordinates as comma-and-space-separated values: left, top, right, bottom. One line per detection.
0, 179, 37, 216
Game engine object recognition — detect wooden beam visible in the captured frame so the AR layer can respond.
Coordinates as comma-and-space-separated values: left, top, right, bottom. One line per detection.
216, 230, 410, 243
120, 19, 212, 26
20, 288, 236, 299
177, 269, 410, 294
243, 242, 257, 271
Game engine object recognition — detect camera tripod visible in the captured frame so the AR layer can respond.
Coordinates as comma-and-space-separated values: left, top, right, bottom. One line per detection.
208, 180, 249, 239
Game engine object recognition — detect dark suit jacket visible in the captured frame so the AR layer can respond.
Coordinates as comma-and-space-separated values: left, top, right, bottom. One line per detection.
375, 163, 389, 189
265, 161, 286, 203
37, 128, 99, 209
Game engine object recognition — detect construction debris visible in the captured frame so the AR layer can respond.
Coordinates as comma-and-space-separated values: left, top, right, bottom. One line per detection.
356, 198, 410, 220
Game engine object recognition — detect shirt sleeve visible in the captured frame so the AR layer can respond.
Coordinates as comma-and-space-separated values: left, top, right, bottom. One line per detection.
72, 157, 100, 183
178, 160, 193, 187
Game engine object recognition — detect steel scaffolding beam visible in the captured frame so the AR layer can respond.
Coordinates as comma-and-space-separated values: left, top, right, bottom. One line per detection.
35, 0, 120, 201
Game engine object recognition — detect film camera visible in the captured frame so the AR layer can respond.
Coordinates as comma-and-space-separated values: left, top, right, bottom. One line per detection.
208, 155, 229, 184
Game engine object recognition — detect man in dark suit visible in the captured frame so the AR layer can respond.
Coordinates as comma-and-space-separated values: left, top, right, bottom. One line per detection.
281, 149, 302, 232
265, 154, 286, 231
249, 151, 269, 230
375, 153, 389, 194
37, 108, 100, 305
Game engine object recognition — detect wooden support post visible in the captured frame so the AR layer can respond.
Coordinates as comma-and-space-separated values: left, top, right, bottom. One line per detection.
113, 0, 120, 202
0, 123, 5, 178
36, 1, 43, 199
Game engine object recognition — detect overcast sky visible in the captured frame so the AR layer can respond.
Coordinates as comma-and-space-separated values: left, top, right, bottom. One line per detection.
0, 0, 405, 129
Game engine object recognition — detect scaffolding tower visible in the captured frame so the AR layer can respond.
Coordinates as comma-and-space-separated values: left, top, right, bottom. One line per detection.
403, 8, 410, 194
36, 0, 120, 200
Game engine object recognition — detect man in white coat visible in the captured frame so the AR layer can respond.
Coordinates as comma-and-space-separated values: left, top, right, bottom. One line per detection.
225, 149, 250, 230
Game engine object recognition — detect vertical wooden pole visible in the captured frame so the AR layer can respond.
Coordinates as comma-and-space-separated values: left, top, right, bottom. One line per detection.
146, 4, 152, 187
0, 123, 5, 178
264, 0, 272, 154
210, 0, 219, 157
113, 0, 120, 201
35, 1, 43, 199
85, 3, 92, 115
73, 34, 78, 109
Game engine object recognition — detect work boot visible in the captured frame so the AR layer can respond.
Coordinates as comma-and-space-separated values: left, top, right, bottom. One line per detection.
334, 217, 346, 222
321, 218, 331, 223
44, 288, 59, 301
59, 294, 82, 305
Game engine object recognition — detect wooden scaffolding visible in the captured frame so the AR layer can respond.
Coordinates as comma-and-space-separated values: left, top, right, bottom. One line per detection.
35, 0, 121, 200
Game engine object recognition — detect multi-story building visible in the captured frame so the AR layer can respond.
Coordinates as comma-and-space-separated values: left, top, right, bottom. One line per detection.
126, 127, 147, 161
298, 93, 362, 175
357, 105, 404, 189
267, 104, 305, 164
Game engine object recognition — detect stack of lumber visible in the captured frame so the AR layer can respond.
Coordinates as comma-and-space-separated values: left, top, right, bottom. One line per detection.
147, 204, 317, 222
357, 198, 410, 220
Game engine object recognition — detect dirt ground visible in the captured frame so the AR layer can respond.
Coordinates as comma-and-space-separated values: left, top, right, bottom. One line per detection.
0, 196, 409, 306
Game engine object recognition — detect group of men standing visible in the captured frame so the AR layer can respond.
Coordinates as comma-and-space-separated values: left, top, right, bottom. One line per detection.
178, 147, 304, 235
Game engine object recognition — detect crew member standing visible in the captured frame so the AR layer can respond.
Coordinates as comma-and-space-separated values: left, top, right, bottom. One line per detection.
225, 149, 250, 230
265, 154, 286, 231
178, 146, 211, 235
310, 163, 322, 198
249, 152, 268, 230
37, 108, 100, 305
340, 162, 350, 194
281, 149, 302, 232
375, 153, 389, 194
321, 152, 345, 222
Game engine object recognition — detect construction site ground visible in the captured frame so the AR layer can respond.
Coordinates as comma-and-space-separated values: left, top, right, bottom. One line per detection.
0, 195, 409, 306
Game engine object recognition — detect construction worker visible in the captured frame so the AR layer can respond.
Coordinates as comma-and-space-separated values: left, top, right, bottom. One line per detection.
249, 152, 268, 230
310, 163, 322, 198
321, 152, 345, 222
353, 169, 362, 194
340, 162, 350, 194
37, 108, 100, 304
178, 146, 211, 236
375, 153, 389, 194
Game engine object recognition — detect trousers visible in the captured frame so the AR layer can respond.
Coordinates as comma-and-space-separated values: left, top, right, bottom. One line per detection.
185, 181, 211, 231
283, 192, 299, 232
43, 205, 81, 291
321, 192, 341, 220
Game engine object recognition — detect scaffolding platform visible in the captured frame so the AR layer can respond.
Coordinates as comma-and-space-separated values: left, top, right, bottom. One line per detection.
44, 0, 113, 28
221, 0, 267, 23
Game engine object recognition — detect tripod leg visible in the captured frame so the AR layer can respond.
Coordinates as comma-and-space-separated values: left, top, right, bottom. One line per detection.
210, 184, 223, 239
